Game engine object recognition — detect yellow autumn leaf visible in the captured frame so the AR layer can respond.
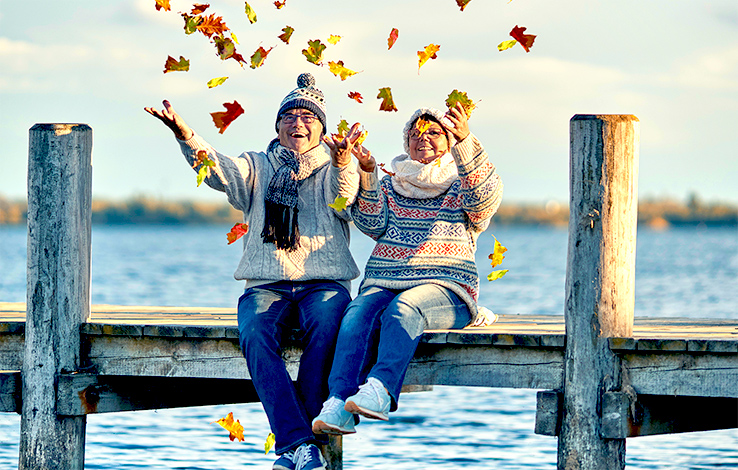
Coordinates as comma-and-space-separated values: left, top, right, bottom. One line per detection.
415, 118, 431, 137
488, 235, 508, 268
244, 2, 257, 24
264, 432, 276, 454
497, 39, 517, 52
417, 43, 440, 73
211, 412, 245, 442
445, 89, 476, 117
356, 129, 368, 146
328, 60, 359, 81
487, 269, 509, 281
327, 34, 341, 45
207, 77, 229, 88
328, 195, 349, 212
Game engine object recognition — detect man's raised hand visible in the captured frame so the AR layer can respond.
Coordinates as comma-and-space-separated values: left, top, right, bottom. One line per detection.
144, 100, 194, 141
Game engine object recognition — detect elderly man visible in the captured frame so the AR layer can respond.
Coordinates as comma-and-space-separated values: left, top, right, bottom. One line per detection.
145, 73, 361, 470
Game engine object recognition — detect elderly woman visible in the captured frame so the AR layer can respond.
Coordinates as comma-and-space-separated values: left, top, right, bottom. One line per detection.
145, 73, 362, 470
312, 102, 503, 434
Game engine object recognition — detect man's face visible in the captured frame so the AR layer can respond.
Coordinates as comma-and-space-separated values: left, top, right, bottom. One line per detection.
278, 109, 323, 154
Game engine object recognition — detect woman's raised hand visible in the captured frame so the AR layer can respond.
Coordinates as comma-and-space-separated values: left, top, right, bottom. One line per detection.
323, 122, 363, 168
442, 102, 471, 142
352, 144, 375, 173
144, 100, 194, 141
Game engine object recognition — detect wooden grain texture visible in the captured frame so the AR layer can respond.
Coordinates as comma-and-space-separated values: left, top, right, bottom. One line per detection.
20, 124, 92, 470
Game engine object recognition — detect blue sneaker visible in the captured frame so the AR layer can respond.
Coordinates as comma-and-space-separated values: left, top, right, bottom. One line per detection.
344, 377, 391, 421
273, 450, 295, 470
293, 443, 326, 470
312, 396, 356, 435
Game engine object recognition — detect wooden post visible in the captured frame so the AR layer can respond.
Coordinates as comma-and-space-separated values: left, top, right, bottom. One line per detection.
20, 124, 93, 470
559, 115, 639, 470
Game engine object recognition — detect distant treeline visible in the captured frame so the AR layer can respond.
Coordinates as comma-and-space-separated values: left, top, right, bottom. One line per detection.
1, 194, 736, 228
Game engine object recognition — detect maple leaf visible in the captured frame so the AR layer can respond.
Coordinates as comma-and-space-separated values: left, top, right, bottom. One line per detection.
456, 0, 472, 11
487, 269, 509, 281
163, 55, 190, 73
250, 46, 274, 69
193, 150, 216, 187
274, 1, 286, 9
445, 89, 476, 117
327, 34, 341, 45
244, 2, 257, 24
226, 223, 249, 244
417, 44, 440, 73
302, 39, 326, 65
328, 195, 349, 212
278, 26, 294, 44
509, 25, 536, 52
348, 91, 363, 103
415, 118, 431, 137
387, 28, 399, 50
336, 119, 350, 139
207, 76, 229, 88
377, 87, 398, 112
211, 412, 245, 442
488, 235, 508, 268
265, 433, 276, 454
328, 60, 359, 81
378, 163, 395, 176
211, 101, 245, 134
191, 3, 209, 14
155, 0, 171, 12
182, 13, 203, 35
497, 40, 517, 52
196, 13, 229, 38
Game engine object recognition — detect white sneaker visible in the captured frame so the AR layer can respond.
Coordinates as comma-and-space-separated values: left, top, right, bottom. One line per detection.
312, 396, 356, 434
292, 443, 326, 470
344, 377, 391, 421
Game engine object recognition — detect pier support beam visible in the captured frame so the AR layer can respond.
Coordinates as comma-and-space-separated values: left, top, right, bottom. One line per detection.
559, 115, 639, 469
20, 124, 93, 470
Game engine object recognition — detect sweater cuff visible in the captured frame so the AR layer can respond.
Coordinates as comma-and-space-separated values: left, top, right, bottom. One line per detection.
359, 167, 378, 191
177, 132, 208, 153
451, 132, 483, 167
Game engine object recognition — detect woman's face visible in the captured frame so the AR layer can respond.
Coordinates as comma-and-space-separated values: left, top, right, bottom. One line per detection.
408, 119, 449, 163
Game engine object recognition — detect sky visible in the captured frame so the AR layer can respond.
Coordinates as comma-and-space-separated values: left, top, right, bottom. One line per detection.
1, 0, 736, 204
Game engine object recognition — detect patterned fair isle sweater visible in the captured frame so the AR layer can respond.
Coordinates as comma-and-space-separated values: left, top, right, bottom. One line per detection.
351, 133, 503, 319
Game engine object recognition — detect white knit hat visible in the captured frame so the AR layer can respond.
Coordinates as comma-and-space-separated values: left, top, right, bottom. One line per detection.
402, 107, 455, 155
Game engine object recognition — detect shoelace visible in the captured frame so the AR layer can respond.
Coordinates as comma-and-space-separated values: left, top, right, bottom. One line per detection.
320, 397, 343, 415
293, 445, 313, 469
359, 378, 385, 402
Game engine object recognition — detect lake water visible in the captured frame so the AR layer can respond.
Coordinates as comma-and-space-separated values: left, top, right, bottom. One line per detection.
0, 224, 736, 469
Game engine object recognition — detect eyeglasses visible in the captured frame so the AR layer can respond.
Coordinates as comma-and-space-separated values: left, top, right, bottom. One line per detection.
281, 113, 318, 125
409, 129, 446, 141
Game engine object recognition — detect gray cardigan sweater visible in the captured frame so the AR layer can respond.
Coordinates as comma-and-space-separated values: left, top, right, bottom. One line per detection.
178, 133, 361, 290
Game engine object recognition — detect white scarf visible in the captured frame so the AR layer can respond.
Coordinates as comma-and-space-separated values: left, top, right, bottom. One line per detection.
390, 153, 458, 199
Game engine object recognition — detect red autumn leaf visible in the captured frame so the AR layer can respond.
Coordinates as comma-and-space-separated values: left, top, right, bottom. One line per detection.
155, 0, 171, 12
278, 26, 294, 44
211, 101, 244, 134
348, 91, 363, 103
378, 163, 395, 176
250, 46, 274, 69
417, 44, 440, 73
191, 3, 209, 14
509, 25, 536, 52
163, 55, 190, 73
227, 223, 249, 244
455, 0, 472, 11
387, 28, 399, 50
274, 1, 286, 8
197, 13, 229, 38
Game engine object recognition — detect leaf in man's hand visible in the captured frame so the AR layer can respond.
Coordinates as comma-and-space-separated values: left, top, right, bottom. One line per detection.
163, 55, 190, 73
278, 26, 294, 44
509, 25, 536, 52
387, 28, 399, 50
211, 412, 245, 442
302, 39, 326, 65
207, 76, 229, 88
355, 129, 368, 146
250, 46, 273, 69
336, 120, 350, 139
488, 235, 508, 267
155, 0, 171, 12
417, 44, 440, 73
226, 223, 249, 244
244, 2, 257, 24
348, 91, 363, 103
211, 101, 245, 134
377, 87, 398, 112
328, 60, 359, 81
487, 269, 509, 282
328, 195, 349, 212
445, 89, 476, 117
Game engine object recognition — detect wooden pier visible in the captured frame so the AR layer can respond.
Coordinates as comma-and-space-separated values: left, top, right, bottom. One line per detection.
1, 118, 736, 469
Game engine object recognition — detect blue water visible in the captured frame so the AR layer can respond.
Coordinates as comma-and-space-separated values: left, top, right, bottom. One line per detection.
1, 224, 736, 469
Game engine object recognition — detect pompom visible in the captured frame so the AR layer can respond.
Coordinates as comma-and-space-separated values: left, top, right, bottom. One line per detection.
297, 73, 315, 88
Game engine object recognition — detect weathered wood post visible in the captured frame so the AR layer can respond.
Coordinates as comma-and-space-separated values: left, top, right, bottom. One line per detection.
559, 115, 639, 469
20, 124, 93, 470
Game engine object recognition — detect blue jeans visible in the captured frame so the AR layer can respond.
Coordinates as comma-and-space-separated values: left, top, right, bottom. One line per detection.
237, 280, 351, 454
327, 284, 471, 411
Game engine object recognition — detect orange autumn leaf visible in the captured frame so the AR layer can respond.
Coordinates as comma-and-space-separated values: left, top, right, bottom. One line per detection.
415, 118, 431, 137
274, 1, 286, 9
455, 0, 472, 11
302, 39, 326, 65
155, 0, 171, 12
378, 162, 395, 176
328, 60, 359, 81
278, 26, 294, 44
509, 25, 536, 52
227, 223, 249, 244
348, 91, 363, 103
197, 13, 229, 38
327, 34, 341, 45
250, 46, 273, 69
417, 44, 440, 73
211, 412, 245, 442
377, 87, 398, 112
211, 101, 245, 134
387, 28, 399, 50
191, 3, 209, 14
163, 55, 190, 73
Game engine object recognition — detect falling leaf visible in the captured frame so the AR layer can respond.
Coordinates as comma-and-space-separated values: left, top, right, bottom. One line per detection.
509, 25, 536, 52
193, 150, 216, 187
336, 119, 350, 139
244, 2, 257, 24
155, 0, 171, 12
265, 433, 276, 454
207, 76, 229, 88
231, 32, 239, 44
328, 195, 349, 212
191, 3, 209, 14
377, 87, 398, 112
163, 55, 190, 73
214, 35, 243, 62
497, 40, 517, 52
211, 101, 245, 134
211, 412, 245, 442
488, 235, 508, 268
227, 223, 249, 244
445, 89, 476, 117
182, 13, 203, 35
415, 118, 431, 137
274, 1, 286, 8
417, 44, 440, 73
196, 13, 229, 38
378, 163, 395, 176
348, 91, 363, 103
387, 28, 399, 50
327, 34, 342, 45
356, 129, 368, 146
487, 269, 509, 282
455, 0, 472, 11
278, 26, 294, 44
302, 39, 326, 65
328, 60, 359, 81
250, 46, 274, 69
